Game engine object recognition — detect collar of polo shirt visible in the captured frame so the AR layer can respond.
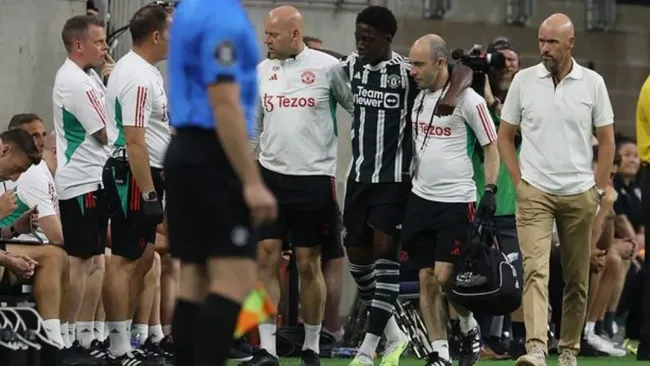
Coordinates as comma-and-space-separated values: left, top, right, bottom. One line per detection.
535, 57, 582, 80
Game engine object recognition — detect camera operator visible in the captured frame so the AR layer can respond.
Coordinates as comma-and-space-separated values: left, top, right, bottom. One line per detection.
471, 37, 526, 359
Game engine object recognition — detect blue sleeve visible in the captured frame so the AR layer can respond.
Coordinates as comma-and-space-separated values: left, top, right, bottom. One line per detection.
200, 16, 243, 85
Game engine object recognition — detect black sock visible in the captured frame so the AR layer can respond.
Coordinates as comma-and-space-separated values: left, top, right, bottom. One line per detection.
195, 294, 241, 366
511, 321, 526, 339
366, 258, 400, 336
604, 311, 615, 337
595, 320, 605, 335
172, 300, 200, 366
348, 262, 376, 305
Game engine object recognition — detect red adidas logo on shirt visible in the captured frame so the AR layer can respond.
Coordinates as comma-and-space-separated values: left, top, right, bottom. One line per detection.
268, 74, 278, 81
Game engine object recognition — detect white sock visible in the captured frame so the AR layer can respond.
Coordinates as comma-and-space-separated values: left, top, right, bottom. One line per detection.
126, 319, 133, 333
76, 321, 94, 348
68, 323, 76, 345
43, 319, 65, 349
431, 339, 450, 361
61, 323, 71, 348
259, 323, 277, 357
94, 321, 105, 342
149, 325, 164, 343
107, 320, 131, 356
458, 313, 477, 334
134, 323, 149, 345
384, 315, 406, 342
584, 321, 595, 335
162, 324, 171, 336
358, 333, 381, 357
302, 323, 321, 353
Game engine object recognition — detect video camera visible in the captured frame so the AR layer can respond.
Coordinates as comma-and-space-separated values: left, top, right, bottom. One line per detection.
451, 46, 506, 96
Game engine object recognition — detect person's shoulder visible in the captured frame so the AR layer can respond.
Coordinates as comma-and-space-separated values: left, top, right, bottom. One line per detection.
54, 61, 85, 86
306, 48, 339, 65
458, 87, 484, 105
577, 64, 606, 84
512, 65, 539, 82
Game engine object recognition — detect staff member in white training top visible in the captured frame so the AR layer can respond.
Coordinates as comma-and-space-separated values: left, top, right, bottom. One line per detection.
103, 4, 171, 364
498, 13, 615, 366
401, 34, 499, 366
247, 6, 353, 366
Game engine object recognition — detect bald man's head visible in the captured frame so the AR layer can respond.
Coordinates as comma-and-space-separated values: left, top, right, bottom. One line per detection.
538, 13, 575, 75
408, 34, 449, 90
264, 5, 305, 59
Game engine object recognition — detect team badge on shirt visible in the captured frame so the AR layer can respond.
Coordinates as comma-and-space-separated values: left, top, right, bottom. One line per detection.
388, 74, 401, 89
301, 70, 315, 85
214, 41, 236, 66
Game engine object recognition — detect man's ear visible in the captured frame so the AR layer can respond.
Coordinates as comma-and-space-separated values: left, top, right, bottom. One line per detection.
0, 144, 11, 158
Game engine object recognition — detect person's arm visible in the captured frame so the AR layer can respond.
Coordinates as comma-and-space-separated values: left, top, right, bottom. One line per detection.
437, 64, 473, 116
592, 75, 615, 190
71, 82, 108, 145
497, 73, 523, 185
592, 187, 617, 247
249, 92, 264, 155
120, 80, 156, 194
328, 61, 354, 118
464, 92, 499, 185
201, 23, 262, 186
15, 177, 63, 244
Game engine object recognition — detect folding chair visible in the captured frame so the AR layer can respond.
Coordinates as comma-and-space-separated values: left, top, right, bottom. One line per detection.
394, 281, 432, 359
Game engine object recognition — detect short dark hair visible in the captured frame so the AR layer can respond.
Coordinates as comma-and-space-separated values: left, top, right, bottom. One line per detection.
0, 129, 41, 165
356, 6, 397, 37
130, 4, 170, 45
303, 36, 322, 45
62, 15, 105, 52
8, 113, 43, 130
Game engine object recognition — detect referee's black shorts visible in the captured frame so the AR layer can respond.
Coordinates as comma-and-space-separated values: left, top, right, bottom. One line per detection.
163, 126, 257, 264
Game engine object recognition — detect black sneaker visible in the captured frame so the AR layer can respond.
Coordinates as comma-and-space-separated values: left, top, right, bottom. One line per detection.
141, 336, 165, 358
239, 348, 279, 366
447, 322, 461, 359
106, 349, 149, 366
458, 326, 481, 366
64, 340, 107, 365
425, 352, 452, 366
158, 335, 174, 358
88, 339, 109, 360
300, 349, 320, 366
134, 347, 165, 365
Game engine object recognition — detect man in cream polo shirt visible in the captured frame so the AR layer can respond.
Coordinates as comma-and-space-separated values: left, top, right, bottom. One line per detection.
497, 13, 615, 366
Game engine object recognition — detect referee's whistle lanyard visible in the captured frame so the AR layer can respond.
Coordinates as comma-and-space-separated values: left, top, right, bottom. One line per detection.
411, 78, 451, 179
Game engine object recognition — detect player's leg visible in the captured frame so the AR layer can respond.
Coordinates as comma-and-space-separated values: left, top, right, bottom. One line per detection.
133, 255, 157, 347
321, 239, 345, 341
76, 254, 105, 348
6, 244, 69, 347
159, 253, 178, 337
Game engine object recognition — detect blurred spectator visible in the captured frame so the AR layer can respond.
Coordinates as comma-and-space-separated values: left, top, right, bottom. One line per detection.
303, 35, 322, 49
87, 1, 99, 16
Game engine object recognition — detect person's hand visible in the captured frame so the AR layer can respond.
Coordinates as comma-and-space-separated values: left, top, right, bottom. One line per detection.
613, 239, 635, 260
142, 197, 164, 225
6, 255, 37, 280
0, 190, 18, 218
483, 74, 496, 106
476, 189, 497, 221
590, 248, 607, 273
601, 185, 618, 206
437, 64, 473, 116
243, 182, 277, 227
12, 206, 38, 235
102, 54, 115, 80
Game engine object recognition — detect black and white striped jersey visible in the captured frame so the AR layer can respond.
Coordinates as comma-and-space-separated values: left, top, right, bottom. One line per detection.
338, 52, 419, 183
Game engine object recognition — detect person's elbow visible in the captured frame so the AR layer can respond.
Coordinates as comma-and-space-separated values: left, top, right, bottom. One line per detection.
208, 82, 241, 118
124, 126, 147, 149
39, 215, 64, 245
497, 122, 517, 147
596, 125, 615, 150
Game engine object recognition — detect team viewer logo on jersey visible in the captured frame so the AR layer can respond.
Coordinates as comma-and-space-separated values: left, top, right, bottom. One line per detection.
353, 85, 400, 109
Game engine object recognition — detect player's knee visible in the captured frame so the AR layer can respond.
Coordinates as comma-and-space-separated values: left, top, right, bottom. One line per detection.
419, 267, 441, 292
257, 240, 281, 271
39, 245, 69, 273
606, 249, 624, 273
296, 249, 321, 281
434, 266, 453, 289
89, 254, 106, 276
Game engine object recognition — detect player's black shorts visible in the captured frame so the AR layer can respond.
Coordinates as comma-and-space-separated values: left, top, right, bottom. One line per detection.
343, 179, 411, 248
258, 165, 338, 248
401, 193, 474, 269
164, 127, 257, 264
493, 215, 524, 287
60, 187, 108, 259
103, 157, 165, 261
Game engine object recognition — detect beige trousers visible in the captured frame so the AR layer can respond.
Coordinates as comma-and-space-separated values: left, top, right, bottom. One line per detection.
516, 180, 599, 354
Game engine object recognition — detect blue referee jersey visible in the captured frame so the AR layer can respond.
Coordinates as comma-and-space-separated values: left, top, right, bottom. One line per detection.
168, 0, 259, 135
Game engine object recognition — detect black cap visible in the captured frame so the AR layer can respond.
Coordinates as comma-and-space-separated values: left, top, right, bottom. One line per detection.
487, 36, 517, 54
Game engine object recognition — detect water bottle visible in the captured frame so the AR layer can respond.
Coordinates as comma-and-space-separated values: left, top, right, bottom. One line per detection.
130, 331, 141, 349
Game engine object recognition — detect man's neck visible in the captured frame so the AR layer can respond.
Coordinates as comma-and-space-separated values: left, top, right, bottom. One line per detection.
428, 67, 450, 93
551, 58, 573, 84
133, 46, 159, 66
43, 154, 56, 176
369, 49, 392, 66
279, 42, 305, 60
68, 54, 90, 71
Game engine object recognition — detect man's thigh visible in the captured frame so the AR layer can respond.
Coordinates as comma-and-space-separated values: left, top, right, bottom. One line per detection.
401, 193, 441, 270
432, 201, 474, 265
104, 158, 165, 261
60, 188, 107, 259
515, 180, 556, 270
164, 132, 257, 265
555, 187, 599, 270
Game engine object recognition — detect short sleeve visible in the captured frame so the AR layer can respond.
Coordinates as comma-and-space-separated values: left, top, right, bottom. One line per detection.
119, 79, 153, 128
200, 18, 242, 85
70, 82, 108, 134
500, 72, 523, 126
593, 75, 614, 128
328, 63, 353, 116
17, 179, 56, 219
463, 92, 498, 146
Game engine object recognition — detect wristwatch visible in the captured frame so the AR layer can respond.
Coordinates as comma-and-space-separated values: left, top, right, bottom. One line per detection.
486, 184, 498, 194
597, 188, 606, 200
142, 191, 157, 201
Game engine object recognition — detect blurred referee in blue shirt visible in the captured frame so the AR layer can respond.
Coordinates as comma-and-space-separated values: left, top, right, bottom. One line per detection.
164, 1, 277, 366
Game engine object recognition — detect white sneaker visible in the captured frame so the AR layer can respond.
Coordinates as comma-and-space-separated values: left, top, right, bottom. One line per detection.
585, 331, 626, 357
